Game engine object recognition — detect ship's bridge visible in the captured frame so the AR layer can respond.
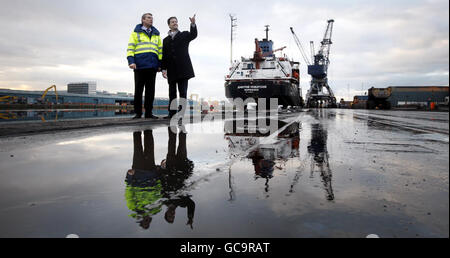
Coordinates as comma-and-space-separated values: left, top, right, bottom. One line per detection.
228, 58, 295, 81
259, 39, 274, 57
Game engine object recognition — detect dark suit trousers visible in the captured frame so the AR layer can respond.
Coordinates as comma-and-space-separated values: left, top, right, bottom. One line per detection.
168, 79, 188, 117
133, 130, 155, 170
134, 68, 156, 116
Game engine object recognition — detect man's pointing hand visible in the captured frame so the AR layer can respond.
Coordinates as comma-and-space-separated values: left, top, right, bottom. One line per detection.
189, 14, 196, 24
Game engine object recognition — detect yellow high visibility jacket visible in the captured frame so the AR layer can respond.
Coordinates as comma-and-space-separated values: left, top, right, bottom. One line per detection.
127, 24, 162, 70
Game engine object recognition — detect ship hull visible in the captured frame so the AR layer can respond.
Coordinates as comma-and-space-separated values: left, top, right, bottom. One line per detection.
225, 80, 302, 107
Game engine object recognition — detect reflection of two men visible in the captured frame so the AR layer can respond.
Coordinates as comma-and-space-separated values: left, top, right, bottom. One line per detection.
125, 127, 195, 230
164, 196, 195, 229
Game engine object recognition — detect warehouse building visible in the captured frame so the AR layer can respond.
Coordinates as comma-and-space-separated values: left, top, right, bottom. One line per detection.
387, 86, 449, 107
351, 95, 368, 109
0, 89, 193, 109
0, 89, 131, 105
352, 86, 449, 109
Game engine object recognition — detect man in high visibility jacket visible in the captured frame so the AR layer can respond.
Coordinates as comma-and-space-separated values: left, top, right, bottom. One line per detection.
127, 13, 163, 119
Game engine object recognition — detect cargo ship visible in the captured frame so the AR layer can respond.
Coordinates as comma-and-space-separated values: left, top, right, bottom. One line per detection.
225, 26, 304, 109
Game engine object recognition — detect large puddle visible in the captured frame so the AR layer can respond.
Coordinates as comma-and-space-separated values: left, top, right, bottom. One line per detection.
0, 109, 448, 237
0, 109, 170, 123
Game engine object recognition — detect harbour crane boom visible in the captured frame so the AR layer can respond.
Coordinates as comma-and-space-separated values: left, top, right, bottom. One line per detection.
289, 27, 311, 66
315, 19, 334, 70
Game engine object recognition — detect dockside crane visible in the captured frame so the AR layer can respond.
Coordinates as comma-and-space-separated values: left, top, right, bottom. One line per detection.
291, 19, 337, 108
290, 27, 310, 66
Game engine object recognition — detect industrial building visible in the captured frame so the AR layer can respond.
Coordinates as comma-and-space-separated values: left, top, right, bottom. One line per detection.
0, 88, 201, 110
67, 82, 97, 95
387, 86, 448, 107
0, 88, 173, 108
0, 88, 131, 105
351, 95, 369, 109
351, 86, 449, 109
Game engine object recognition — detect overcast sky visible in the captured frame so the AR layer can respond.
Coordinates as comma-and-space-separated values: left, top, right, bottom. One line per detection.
0, 0, 448, 100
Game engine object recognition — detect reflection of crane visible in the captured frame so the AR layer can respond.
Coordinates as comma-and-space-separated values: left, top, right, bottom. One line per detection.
0, 112, 17, 120
39, 112, 58, 122
291, 20, 337, 108
307, 123, 334, 201
40, 85, 58, 104
0, 96, 18, 103
228, 168, 235, 202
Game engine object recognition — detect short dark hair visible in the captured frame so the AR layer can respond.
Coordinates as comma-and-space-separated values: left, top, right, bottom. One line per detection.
167, 16, 177, 25
141, 13, 152, 22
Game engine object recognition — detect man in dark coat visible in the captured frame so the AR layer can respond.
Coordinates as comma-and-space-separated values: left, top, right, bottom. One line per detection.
161, 15, 197, 120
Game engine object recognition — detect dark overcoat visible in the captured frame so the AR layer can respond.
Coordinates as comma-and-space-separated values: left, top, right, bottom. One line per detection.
161, 25, 197, 83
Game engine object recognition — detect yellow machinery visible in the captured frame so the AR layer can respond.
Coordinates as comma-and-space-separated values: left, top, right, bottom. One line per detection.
40, 85, 58, 104
0, 112, 17, 120
0, 96, 18, 103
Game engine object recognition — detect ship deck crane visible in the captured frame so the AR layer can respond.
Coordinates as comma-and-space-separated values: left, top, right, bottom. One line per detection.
263, 46, 286, 57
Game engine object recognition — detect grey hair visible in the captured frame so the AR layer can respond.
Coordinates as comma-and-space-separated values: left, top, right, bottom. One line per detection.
141, 13, 153, 22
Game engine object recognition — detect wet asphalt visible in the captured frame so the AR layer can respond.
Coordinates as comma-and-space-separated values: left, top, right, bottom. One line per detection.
0, 109, 448, 237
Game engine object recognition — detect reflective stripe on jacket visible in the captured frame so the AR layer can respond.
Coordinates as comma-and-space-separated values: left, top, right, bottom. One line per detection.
127, 24, 162, 70
125, 180, 163, 218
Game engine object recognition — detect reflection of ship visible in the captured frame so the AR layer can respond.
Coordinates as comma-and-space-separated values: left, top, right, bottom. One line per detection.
225, 26, 304, 109
307, 123, 334, 200
225, 118, 300, 193
224, 119, 300, 160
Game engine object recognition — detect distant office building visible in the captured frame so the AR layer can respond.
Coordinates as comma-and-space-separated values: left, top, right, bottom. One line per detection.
67, 82, 97, 95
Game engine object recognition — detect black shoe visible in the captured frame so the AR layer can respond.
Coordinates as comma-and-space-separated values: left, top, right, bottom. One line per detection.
145, 114, 158, 119
132, 115, 142, 119
161, 115, 171, 119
